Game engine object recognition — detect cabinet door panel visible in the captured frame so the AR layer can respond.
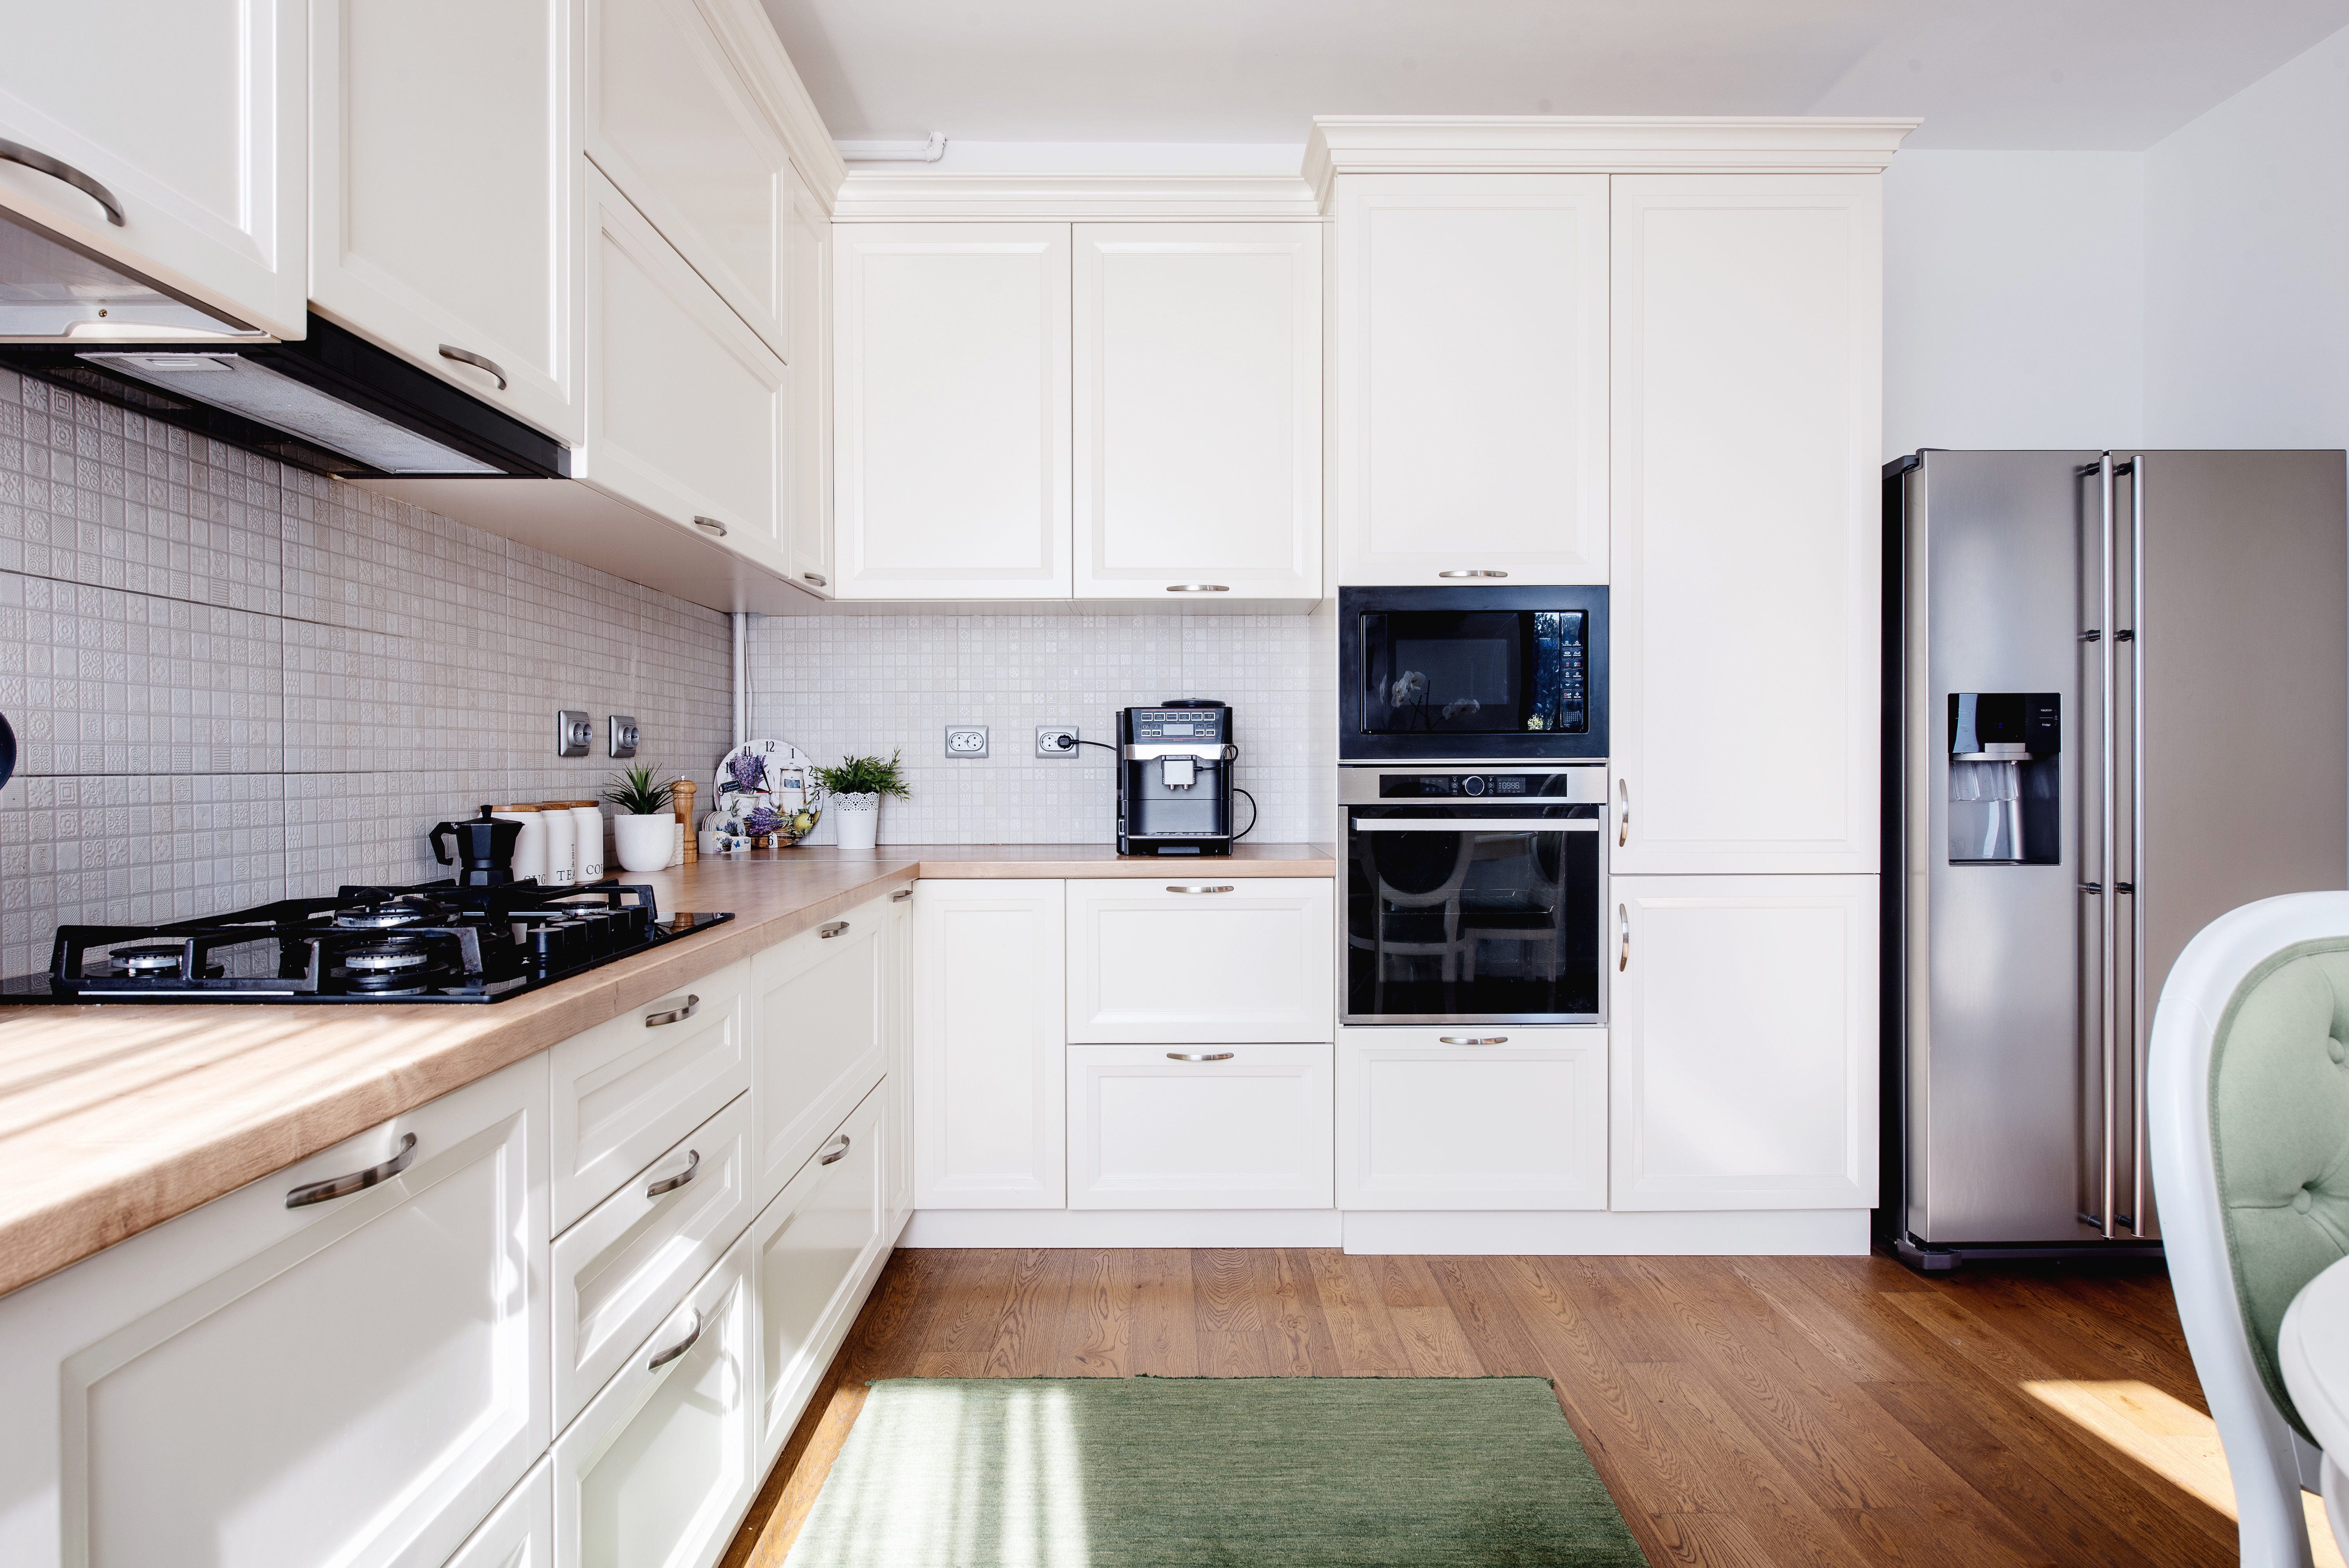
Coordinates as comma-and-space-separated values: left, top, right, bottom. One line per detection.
913, 879, 1066, 1207
1068, 1044, 1333, 1209
1609, 875, 1876, 1210
1338, 1029, 1606, 1210
312, 0, 581, 444
786, 159, 834, 597
834, 223, 1072, 598
1067, 878, 1335, 1044
0, 0, 305, 337
1073, 223, 1320, 599
1610, 175, 1881, 873
1333, 175, 1608, 585
749, 900, 889, 1206
444, 1458, 552, 1568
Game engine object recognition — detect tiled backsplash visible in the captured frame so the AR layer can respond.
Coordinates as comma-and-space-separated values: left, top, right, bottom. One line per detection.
745, 611, 1319, 845
0, 367, 733, 977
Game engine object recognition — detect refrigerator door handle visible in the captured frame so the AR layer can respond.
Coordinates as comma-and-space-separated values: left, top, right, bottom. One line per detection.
2129, 454, 2150, 1237
2098, 452, 2119, 1242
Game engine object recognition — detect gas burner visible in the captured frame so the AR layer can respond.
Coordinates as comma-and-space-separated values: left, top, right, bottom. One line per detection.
333, 934, 460, 995
333, 896, 451, 929
111, 944, 187, 977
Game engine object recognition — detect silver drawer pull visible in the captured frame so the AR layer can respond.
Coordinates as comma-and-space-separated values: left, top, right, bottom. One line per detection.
647, 1308, 702, 1371
1168, 1051, 1236, 1062
1437, 568, 1509, 578
1619, 903, 1630, 972
437, 344, 508, 390
1166, 884, 1234, 894
803, 571, 828, 586
1166, 583, 1230, 593
645, 1147, 699, 1197
0, 137, 126, 226
1617, 778, 1630, 847
286, 1132, 417, 1209
693, 516, 729, 537
645, 994, 699, 1027
891, 888, 913, 902
1438, 1036, 1508, 1046
819, 920, 849, 938
819, 1134, 852, 1165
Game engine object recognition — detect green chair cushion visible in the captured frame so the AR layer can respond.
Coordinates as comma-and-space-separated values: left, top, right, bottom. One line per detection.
2211, 938, 2349, 1443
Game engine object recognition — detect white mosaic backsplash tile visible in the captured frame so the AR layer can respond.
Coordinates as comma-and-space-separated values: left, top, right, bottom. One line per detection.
745, 611, 1318, 846
0, 366, 734, 976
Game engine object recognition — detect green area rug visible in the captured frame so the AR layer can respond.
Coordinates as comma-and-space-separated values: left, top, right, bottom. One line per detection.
784, 1376, 1650, 1567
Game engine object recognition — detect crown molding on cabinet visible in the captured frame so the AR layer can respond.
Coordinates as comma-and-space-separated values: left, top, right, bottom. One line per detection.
1303, 116, 1921, 206
830, 171, 1321, 221
698, 0, 848, 209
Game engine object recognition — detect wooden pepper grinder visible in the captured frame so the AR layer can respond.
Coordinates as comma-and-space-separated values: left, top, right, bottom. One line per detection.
670, 778, 698, 864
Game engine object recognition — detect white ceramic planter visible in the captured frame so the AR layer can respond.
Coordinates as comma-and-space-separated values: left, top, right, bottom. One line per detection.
831, 792, 880, 850
613, 813, 674, 873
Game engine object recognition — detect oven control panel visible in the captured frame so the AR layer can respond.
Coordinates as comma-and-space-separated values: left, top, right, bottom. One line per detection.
1378, 773, 1573, 798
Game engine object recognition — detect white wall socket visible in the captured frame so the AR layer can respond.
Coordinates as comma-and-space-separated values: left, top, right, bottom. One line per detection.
945, 725, 989, 757
1036, 725, 1078, 758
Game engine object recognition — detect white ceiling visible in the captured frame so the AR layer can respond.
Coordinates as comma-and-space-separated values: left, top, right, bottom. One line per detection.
759, 0, 2349, 154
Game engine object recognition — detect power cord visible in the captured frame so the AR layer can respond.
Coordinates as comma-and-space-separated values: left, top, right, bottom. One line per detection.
1071, 738, 1120, 757
1235, 787, 1258, 840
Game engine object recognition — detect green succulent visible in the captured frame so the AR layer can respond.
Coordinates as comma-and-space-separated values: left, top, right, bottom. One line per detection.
602, 763, 675, 816
814, 750, 910, 800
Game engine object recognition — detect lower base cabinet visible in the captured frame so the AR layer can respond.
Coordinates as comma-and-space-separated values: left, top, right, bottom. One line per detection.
1067, 1044, 1333, 1209
447, 1459, 554, 1568
1337, 1029, 1607, 1210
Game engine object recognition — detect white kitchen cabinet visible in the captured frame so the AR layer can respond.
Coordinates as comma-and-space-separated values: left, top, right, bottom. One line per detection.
785, 157, 835, 597
585, 0, 790, 359
1067, 1044, 1334, 1209
1337, 1028, 1607, 1210
1066, 878, 1335, 1044
1330, 175, 1610, 586
0, 0, 306, 338
747, 893, 898, 1206
913, 878, 1066, 1208
1072, 223, 1321, 600
577, 163, 793, 576
1609, 875, 1877, 1210
553, 1233, 756, 1568
833, 223, 1072, 599
0, 1055, 548, 1568
446, 1459, 553, 1568
310, 0, 583, 445
1608, 175, 1882, 875
752, 1079, 891, 1461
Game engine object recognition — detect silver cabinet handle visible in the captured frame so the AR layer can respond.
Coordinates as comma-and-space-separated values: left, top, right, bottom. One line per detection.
891, 888, 913, 902
819, 920, 849, 938
1438, 1036, 1508, 1046
286, 1131, 417, 1209
803, 571, 827, 586
645, 994, 699, 1027
1168, 1051, 1236, 1062
437, 344, 508, 390
1617, 779, 1630, 848
1166, 583, 1230, 593
645, 1147, 699, 1197
647, 1308, 702, 1371
693, 516, 729, 537
1166, 884, 1234, 894
1618, 904, 1630, 972
819, 1134, 852, 1165
1437, 569, 1509, 579
0, 137, 125, 226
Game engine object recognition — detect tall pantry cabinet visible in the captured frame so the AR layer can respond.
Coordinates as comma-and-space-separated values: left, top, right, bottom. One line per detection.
1315, 120, 1912, 1223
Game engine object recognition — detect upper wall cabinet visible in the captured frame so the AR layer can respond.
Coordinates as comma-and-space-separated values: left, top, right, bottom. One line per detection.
1331, 175, 1609, 586
833, 223, 1073, 600
311, 0, 584, 446
785, 159, 834, 596
1608, 175, 1882, 875
585, 0, 790, 360
1073, 223, 1321, 600
0, 0, 307, 339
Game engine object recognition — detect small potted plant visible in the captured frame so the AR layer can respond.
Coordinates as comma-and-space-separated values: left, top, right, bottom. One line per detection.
813, 751, 909, 851
602, 764, 676, 872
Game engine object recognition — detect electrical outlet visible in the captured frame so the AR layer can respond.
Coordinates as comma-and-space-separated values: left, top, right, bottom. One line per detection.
555, 709, 592, 757
945, 725, 989, 758
1036, 725, 1078, 758
608, 715, 640, 757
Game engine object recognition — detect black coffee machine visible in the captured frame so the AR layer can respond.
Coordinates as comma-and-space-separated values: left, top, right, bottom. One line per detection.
1116, 701, 1237, 856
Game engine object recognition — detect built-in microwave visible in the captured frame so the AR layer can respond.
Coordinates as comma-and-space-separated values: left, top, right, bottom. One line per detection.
1338, 586, 1608, 761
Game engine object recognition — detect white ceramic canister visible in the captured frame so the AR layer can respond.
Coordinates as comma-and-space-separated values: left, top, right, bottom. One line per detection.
536, 802, 577, 886
491, 805, 545, 883
567, 802, 605, 882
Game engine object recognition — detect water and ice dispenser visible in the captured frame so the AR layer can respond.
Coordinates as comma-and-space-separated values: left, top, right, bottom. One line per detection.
1948, 692, 2060, 864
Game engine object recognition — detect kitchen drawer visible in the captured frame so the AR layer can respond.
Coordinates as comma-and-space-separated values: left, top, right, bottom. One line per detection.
444, 1457, 551, 1568
552, 1090, 754, 1433
1337, 1027, 1607, 1210
553, 1232, 757, 1568
1068, 1044, 1333, 1209
1066, 877, 1335, 1043
749, 895, 897, 1206
753, 1079, 892, 1461
550, 958, 750, 1234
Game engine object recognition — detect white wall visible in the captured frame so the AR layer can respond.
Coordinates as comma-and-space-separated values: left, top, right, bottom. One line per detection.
1881, 150, 2145, 459
2145, 22, 2349, 448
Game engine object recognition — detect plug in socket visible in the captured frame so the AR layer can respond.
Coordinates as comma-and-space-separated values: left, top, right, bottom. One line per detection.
1036, 725, 1078, 758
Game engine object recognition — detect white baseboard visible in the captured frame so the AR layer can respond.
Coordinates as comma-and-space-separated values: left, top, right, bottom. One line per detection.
1339, 1207, 1872, 1255
900, 1209, 1347, 1247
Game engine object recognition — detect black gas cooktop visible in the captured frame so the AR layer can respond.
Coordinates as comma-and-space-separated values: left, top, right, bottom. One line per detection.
0, 881, 733, 1004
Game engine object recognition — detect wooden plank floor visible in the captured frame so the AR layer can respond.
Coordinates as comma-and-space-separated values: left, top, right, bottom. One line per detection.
718, 1248, 2336, 1568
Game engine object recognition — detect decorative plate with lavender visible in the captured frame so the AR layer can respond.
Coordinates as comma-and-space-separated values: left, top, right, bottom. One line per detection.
712, 739, 822, 845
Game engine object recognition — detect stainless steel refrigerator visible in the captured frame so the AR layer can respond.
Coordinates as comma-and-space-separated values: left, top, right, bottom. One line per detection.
1884, 449, 2348, 1269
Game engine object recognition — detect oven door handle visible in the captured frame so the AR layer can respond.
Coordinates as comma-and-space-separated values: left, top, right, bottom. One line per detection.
1352, 820, 1600, 832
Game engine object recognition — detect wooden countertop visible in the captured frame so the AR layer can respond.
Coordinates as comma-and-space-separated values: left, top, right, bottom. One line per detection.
0, 844, 1331, 1298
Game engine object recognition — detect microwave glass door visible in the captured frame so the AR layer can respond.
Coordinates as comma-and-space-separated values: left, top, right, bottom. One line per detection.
1358, 610, 1588, 738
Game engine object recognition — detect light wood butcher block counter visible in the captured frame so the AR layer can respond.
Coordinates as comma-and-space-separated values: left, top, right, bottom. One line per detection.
0, 843, 1331, 1297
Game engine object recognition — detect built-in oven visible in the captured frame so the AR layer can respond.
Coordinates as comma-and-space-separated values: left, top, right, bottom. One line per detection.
1339, 586, 1608, 762
1342, 766, 1606, 1025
